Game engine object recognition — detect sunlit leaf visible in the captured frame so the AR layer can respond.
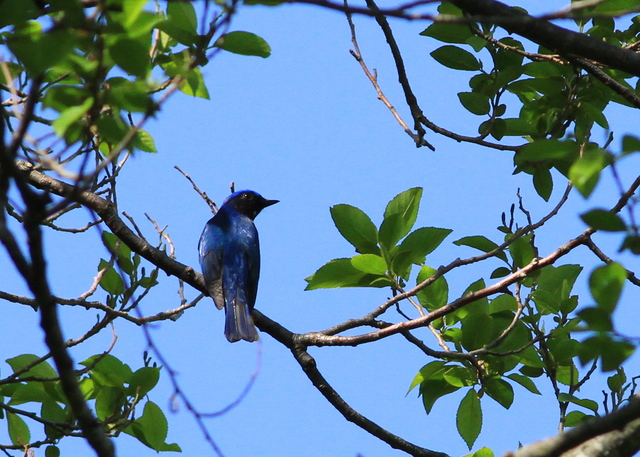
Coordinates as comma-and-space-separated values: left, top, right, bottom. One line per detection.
569, 148, 607, 197
416, 265, 449, 311
589, 262, 626, 313
351, 254, 388, 275
454, 235, 508, 262
330, 204, 379, 255
305, 258, 390, 290
215, 31, 271, 58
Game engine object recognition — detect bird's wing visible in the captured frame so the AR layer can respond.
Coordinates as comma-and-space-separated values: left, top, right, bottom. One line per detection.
198, 220, 225, 310
243, 225, 261, 309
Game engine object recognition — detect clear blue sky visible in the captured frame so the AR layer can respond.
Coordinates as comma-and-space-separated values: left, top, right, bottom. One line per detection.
1, 1, 639, 456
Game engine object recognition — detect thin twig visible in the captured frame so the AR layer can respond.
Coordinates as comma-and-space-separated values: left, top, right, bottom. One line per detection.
175, 165, 218, 213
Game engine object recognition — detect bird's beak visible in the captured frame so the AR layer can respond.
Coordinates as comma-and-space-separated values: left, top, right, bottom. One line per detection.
264, 199, 279, 208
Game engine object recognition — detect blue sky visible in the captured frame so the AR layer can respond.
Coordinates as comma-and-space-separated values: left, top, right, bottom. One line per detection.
1, 1, 640, 456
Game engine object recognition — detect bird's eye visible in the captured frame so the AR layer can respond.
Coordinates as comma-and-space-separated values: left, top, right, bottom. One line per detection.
242, 193, 252, 200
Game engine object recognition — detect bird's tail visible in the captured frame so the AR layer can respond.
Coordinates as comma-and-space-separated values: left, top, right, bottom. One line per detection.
225, 298, 259, 343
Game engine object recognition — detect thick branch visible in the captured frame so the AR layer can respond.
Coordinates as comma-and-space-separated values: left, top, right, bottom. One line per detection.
293, 0, 640, 76
512, 396, 640, 457
291, 343, 449, 457
449, 0, 640, 76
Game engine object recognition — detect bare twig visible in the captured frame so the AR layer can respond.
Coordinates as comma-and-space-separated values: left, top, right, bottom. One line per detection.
346, 1, 433, 148
175, 165, 218, 213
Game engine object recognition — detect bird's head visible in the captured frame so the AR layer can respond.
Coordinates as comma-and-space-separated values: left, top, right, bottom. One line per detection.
223, 190, 279, 220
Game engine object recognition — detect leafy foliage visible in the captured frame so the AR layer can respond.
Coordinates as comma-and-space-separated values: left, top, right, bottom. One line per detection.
0, 0, 272, 453
306, 188, 452, 291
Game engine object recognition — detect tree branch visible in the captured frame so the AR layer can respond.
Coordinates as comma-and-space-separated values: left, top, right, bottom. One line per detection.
511, 396, 640, 457
290, 343, 449, 457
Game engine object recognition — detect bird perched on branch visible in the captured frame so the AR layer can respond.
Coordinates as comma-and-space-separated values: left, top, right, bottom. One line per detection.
198, 190, 278, 342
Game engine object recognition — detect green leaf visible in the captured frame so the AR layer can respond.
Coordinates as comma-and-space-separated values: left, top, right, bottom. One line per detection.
378, 188, 423, 249
579, 335, 635, 372
621, 134, 640, 155
506, 373, 541, 394
620, 234, 640, 254
330, 204, 379, 255
105, 77, 154, 112
431, 45, 482, 71
52, 97, 94, 137
420, 22, 474, 44
109, 36, 151, 78
589, 262, 626, 313
532, 264, 582, 314
133, 129, 157, 153
443, 365, 477, 387
305, 258, 390, 290
44, 85, 89, 112
181, 67, 210, 99
578, 306, 613, 332
533, 167, 553, 201
6, 354, 55, 379
158, 0, 198, 46
490, 267, 511, 279
556, 364, 580, 386
467, 447, 495, 457
457, 389, 482, 450
0, 0, 39, 28
95, 386, 122, 421
167, 1, 197, 32
9, 383, 52, 405
42, 401, 68, 440
548, 337, 582, 365
384, 187, 422, 221
45, 446, 61, 457
502, 117, 536, 136
483, 378, 514, 409
127, 401, 181, 451
407, 361, 447, 394
215, 31, 271, 58
592, 0, 640, 14
81, 354, 132, 388
458, 92, 490, 115
454, 235, 508, 262
416, 266, 449, 311
421, 378, 460, 414
569, 148, 607, 197
7, 412, 30, 446
119, 0, 149, 29
98, 260, 126, 295
351, 254, 388, 275
522, 61, 566, 78
489, 294, 517, 314
394, 227, 452, 271
508, 234, 535, 268
580, 209, 626, 232
564, 410, 591, 427
128, 367, 161, 398
102, 232, 134, 275
8, 26, 76, 75
461, 313, 493, 350
517, 139, 579, 162
607, 368, 626, 393
557, 393, 599, 412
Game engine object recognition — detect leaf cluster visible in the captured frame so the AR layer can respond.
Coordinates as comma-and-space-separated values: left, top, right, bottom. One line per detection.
0, 353, 175, 454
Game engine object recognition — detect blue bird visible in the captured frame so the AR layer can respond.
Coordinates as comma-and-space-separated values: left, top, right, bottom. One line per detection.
198, 190, 278, 342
